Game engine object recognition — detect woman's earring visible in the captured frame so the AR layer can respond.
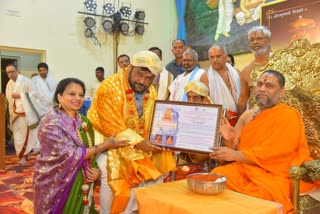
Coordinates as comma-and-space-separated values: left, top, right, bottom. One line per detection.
58, 102, 62, 109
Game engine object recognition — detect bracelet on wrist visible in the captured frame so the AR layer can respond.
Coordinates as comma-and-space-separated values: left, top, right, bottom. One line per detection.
94, 145, 100, 155
108, 138, 116, 144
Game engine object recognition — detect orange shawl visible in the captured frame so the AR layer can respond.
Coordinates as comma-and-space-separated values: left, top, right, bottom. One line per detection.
87, 69, 175, 214
212, 103, 312, 214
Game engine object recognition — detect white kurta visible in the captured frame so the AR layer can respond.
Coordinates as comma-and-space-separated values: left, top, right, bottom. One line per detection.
30, 74, 57, 117
157, 68, 173, 100
6, 74, 40, 158
207, 63, 240, 112
169, 68, 205, 101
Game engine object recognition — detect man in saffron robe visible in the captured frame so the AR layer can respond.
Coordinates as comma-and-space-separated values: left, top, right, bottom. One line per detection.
87, 51, 176, 214
210, 70, 319, 213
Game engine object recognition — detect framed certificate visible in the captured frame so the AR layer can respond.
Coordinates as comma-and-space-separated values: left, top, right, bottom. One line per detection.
149, 100, 223, 154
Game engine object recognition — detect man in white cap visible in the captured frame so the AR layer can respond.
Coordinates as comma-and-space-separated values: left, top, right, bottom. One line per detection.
185, 80, 211, 104
88, 51, 175, 214
173, 80, 211, 179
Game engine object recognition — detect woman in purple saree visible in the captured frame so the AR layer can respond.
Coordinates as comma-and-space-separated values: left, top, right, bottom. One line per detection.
33, 78, 129, 214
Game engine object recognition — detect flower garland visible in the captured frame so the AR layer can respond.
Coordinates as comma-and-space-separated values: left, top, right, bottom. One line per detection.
125, 88, 150, 136
125, 89, 134, 101
76, 115, 92, 205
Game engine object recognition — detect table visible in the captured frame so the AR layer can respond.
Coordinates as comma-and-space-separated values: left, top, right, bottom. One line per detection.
134, 180, 282, 214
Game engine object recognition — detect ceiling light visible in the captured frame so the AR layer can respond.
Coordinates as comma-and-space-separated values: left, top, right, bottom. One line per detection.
84, 0, 97, 12
135, 10, 145, 20
102, 20, 114, 32
120, 22, 129, 34
84, 17, 96, 28
120, 6, 132, 17
135, 25, 144, 35
85, 28, 94, 37
103, 3, 115, 15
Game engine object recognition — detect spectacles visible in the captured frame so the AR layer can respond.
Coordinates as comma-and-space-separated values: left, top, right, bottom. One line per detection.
249, 37, 266, 43
6, 70, 17, 75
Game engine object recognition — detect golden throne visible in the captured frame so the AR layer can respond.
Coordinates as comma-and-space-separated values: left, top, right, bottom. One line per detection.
251, 38, 320, 213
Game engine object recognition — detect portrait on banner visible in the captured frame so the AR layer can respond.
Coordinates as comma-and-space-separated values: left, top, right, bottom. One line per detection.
185, 0, 276, 60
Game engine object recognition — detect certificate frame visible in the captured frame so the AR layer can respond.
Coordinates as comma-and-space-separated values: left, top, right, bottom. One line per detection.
149, 100, 223, 154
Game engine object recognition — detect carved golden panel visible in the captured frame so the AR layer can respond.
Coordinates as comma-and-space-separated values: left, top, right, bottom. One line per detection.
251, 38, 320, 92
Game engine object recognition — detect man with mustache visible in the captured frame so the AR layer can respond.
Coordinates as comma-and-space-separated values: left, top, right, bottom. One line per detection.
169, 49, 205, 101
117, 54, 131, 69
200, 45, 240, 126
166, 39, 187, 79
237, 26, 273, 116
88, 51, 175, 214
209, 70, 319, 213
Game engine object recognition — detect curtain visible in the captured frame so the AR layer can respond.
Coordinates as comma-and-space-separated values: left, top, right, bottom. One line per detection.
176, 0, 187, 44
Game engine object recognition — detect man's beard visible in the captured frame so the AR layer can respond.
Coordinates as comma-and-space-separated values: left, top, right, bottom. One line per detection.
131, 82, 146, 94
252, 44, 271, 57
184, 65, 196, 73
255, 90, 281, 109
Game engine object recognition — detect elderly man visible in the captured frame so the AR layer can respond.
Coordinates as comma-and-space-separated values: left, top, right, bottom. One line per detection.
165, 39, 187, 79
5, 64, 39, 165
183, 80, 211, 164
200, 45, 240, 126
185, 80, 211, 104
169, 80, 211, 181
210, 70, 319, 213
87, 51, 175, 214
237, 26, 273, 116
169, 49, 205, 101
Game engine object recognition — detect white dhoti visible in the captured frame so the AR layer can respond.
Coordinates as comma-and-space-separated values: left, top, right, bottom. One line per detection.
6, 74, 40, 159
12, 116, 39, 158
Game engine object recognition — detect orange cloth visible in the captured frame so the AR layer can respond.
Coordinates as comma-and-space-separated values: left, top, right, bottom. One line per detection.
87, 69, 176, 214
134, 180, 282, 214
212, 103, 316, 214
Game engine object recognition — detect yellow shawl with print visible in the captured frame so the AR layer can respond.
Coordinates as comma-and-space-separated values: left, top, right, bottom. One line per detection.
87, 68, 176, 214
